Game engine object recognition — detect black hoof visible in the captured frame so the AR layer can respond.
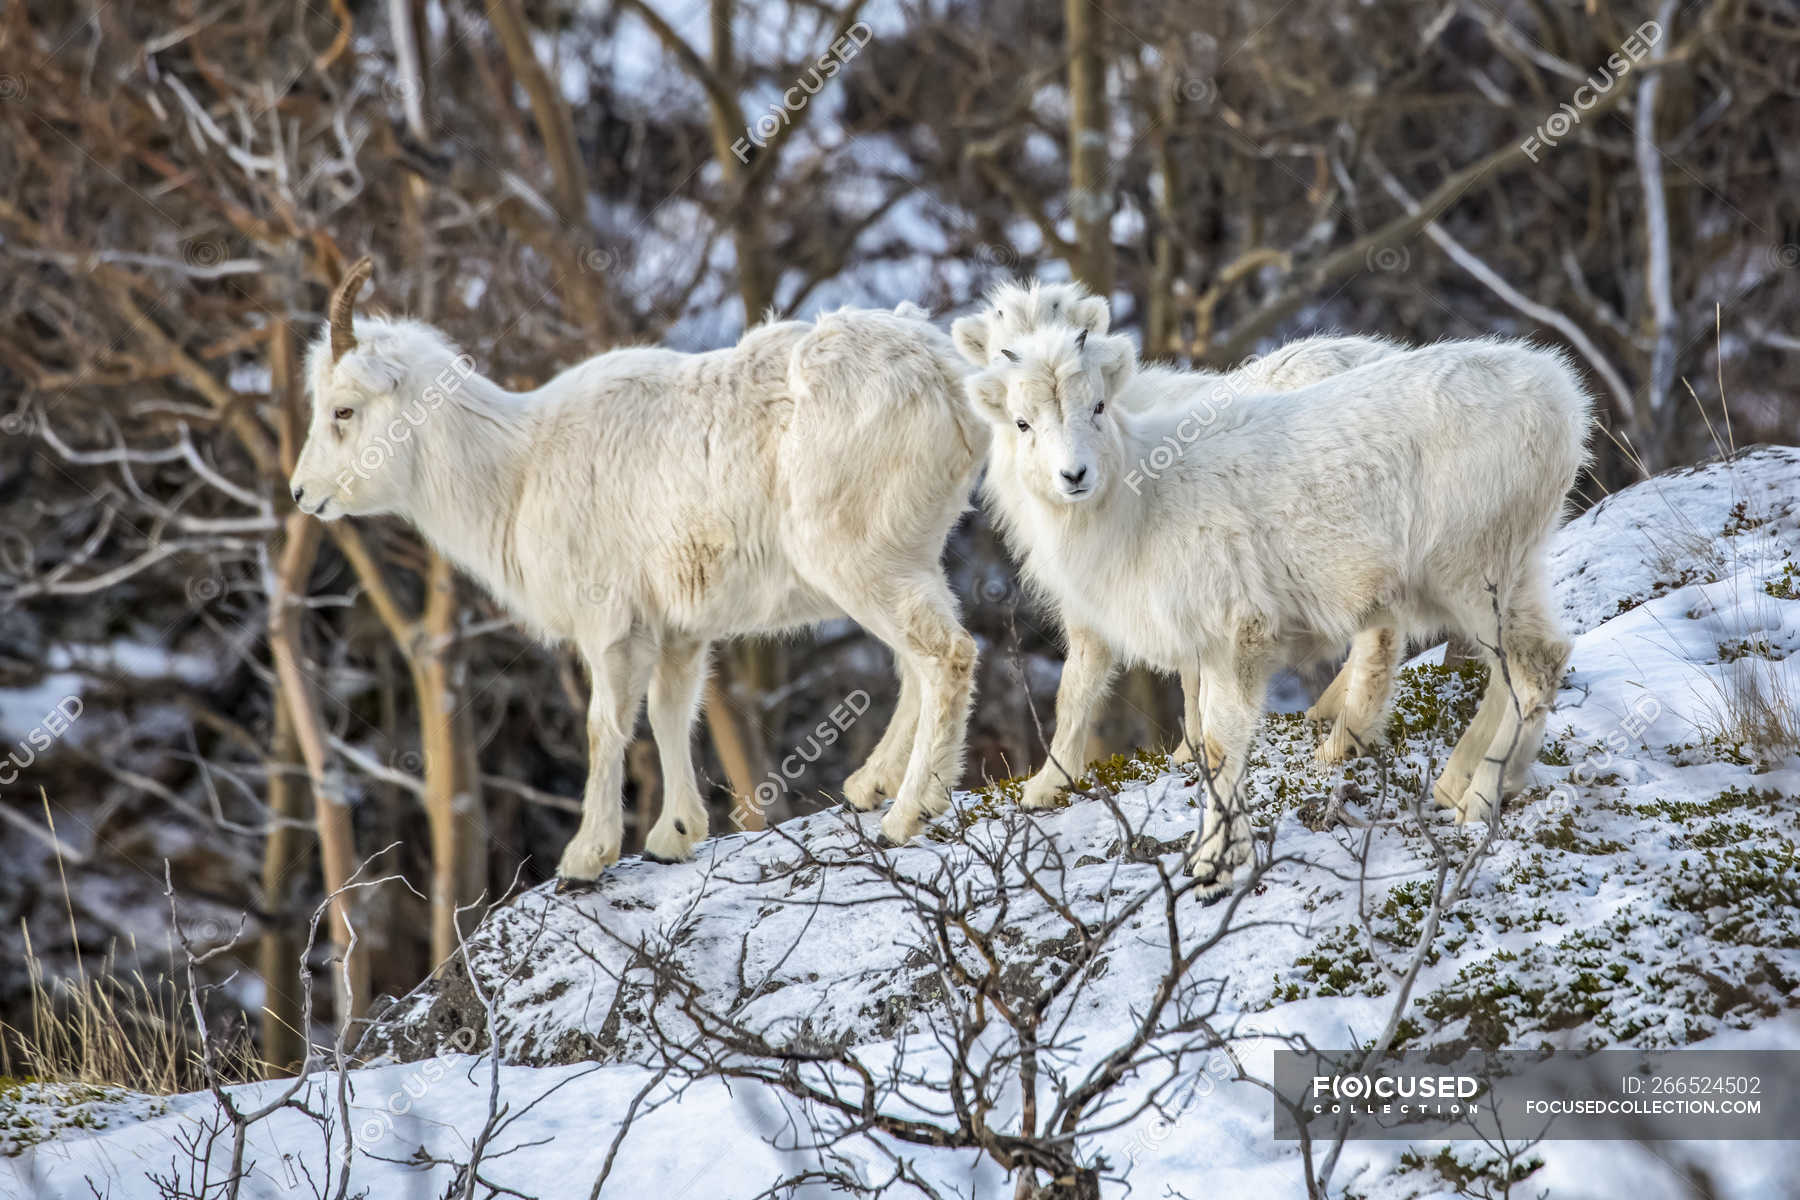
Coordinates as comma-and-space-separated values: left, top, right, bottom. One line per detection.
554, 875, 600, 895
641, 849, 679, 865
1196, 885, 1229, 908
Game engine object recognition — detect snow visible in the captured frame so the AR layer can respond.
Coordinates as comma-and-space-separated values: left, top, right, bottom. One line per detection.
9, 448, 1799, 1199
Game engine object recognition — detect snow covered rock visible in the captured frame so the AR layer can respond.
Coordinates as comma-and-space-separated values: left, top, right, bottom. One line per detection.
363, 447, 1800, 1072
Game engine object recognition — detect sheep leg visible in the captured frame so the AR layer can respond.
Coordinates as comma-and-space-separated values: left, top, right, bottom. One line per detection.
642, 637, 711, 863
1189, 641, 1273, 900
1304, 659, 1352, 728
877, 581, 978, 844
844, 665, 919, 811
559, 632, 654, 882
1021, 624, 1116, 810
1170, 664, 1207, 765
1433, 666, 1504, 811
1455, 587, 1569, 824
1316, 626, 1398, 765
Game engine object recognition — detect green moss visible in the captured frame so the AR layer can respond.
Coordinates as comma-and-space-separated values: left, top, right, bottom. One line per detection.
1386, 659, 1488, 744
1718, 636, 1782, 663
1084, 746, 1174, 791
1533, 812, 1627, 854
927, 746, 1173, 839
1667, 844, 1800, 947
1761, 561, 1798, 601
1721, 500, 1767, 538
1399, 1146, 1546, 1191
1639, 785, 1785, 822
928, 782, 1021, 838
1368, 879, 1475, 962
1538, 728, 1574, 765
1267, 924, 1390, 1004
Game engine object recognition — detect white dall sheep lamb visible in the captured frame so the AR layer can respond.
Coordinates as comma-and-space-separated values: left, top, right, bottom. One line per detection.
290, 260, 985, 881
969, 327, 1590, 897
950, 280, 1405, 769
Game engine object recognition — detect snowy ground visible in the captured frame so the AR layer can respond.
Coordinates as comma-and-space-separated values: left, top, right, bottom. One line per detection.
6, 447, 1798, 1199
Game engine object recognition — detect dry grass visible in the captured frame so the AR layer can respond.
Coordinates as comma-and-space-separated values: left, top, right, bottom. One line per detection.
1696, 640, 1800, 769
1617, 335, 1800, 770
1, 930, 264, 1095
1, 798, 265, 1094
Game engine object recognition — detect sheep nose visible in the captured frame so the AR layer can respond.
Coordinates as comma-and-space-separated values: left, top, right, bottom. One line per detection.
1061, 466, 1088, 487
291, 485, 305, 504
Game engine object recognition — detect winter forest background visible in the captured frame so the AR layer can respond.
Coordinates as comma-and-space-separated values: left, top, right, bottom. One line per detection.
1, 0, 1797, 1185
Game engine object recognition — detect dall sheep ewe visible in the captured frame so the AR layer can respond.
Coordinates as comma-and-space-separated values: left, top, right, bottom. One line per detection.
290, 260, 985, 881
950, 280, 1405, 769
969, 327, 1590, 896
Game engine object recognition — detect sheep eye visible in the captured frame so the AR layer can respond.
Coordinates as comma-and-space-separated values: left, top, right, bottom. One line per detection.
1094, 401, 1105, 415
1015, 419, 1030, 433
332, 406, 353, 421
1001, 349, 1020, 364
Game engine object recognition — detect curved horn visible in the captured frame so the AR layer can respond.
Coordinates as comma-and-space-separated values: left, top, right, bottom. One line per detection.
329, 256, 374, 362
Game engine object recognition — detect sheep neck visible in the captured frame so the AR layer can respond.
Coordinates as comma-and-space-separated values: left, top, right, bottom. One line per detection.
398, 365, 533, 606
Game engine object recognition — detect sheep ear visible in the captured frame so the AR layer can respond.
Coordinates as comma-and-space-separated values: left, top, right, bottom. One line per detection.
965, 370, 1010, 424
1088, 334, 1135, 396
337, 344, 405, 394
951, 315, 991, 365
1069, 295, 1110, 336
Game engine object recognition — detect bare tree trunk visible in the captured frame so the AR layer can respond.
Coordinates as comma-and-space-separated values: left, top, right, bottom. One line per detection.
263, 320, 311, 1061
703, 0, 777, 320
1065, 0, 1112, 298
485, 0, 611, 337
488, 0, 586, 228
1635, 0, 1681, 468
258, 696, 307, 1074
705, 673, 766, 829
388, 0, 431, 143
1146, 50, 1185, 358
264, 310, 367, 1032
268, 512, 367, 1026
412, 550, 486, 964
